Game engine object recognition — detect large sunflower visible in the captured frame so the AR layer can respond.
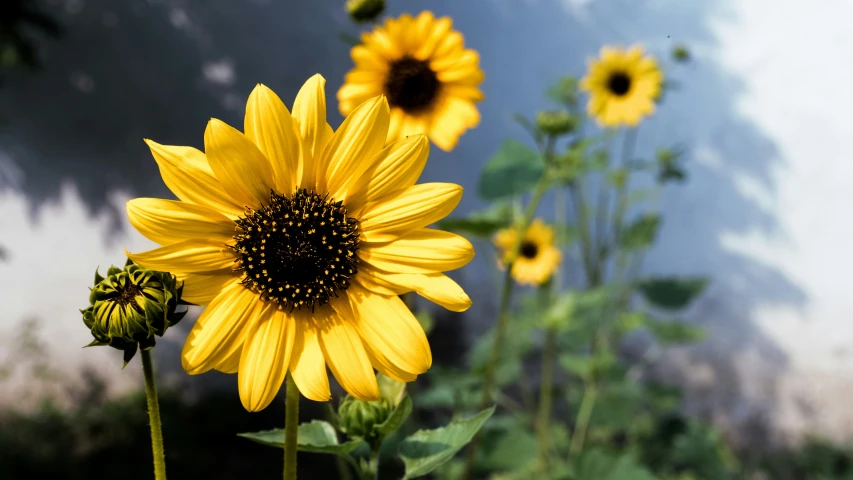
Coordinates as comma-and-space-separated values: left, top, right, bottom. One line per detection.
337, 11, 484, 152
126, 75, 474, 412
580, 45, 663, 128
493, 219, 561, 287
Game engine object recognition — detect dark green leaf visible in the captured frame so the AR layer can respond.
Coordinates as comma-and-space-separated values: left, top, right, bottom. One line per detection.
477, 140, 544, 201
238, 420, 364, 455
338, 31, 361, 46
635, 277, 709, 310
399, 406, 496, 479
620, 215, 661, 250
478, 427, 537, 470
374, 395, 412, 437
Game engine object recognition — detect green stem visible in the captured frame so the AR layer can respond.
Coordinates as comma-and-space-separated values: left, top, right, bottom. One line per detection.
140, 349, 167, 480
535, 325, 558, 471
611, 128, 639, 246
568, 379, 598, 458
284, 374, 299, 480
568, 183, 598, 287
462, 138, 556, 480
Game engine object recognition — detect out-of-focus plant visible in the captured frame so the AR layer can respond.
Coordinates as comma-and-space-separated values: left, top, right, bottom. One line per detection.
0, 0, 61, 76
428, 43, 727, 479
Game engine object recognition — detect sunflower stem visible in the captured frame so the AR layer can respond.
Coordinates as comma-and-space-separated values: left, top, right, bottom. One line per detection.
462, 136, 556, 480
140, 348, 167, 480
535, 321, 558, 472
610, 127, 638, 249
284, 374, 299, 480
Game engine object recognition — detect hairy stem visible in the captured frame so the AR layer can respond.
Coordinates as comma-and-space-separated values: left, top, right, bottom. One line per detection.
141, 349, 167, 480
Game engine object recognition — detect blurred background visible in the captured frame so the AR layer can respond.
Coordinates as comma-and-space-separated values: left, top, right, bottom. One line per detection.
2, 0, 853, 478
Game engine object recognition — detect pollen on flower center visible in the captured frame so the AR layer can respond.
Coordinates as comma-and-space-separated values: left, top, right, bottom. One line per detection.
607, 71, 632, 96
384, 55, 440, 114
232, 189, 361, 311
520, 241, 539, 259
116, 283, 143, 307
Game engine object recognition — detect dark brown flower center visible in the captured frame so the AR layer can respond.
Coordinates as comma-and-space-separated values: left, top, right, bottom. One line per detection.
384, 55, 440, 114
607, 71, 632, 96
232, 190, 360, 311
520, 241, 539, 259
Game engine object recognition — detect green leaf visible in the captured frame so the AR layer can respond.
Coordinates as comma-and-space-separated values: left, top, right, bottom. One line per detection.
544, 291, 575, 329
399, 406, 496, 479
477, 140, 544, 201
574, 449, 661, 480
635, 277, 709, 310
620, 214, 661, 250
374, 395, 413, 437
511, 113, 544, 145
559, 353, 592, 376
238, 420, 364, 455
338, 31, 361, 46
437, 217, 508, 238
646, 320, 705, 345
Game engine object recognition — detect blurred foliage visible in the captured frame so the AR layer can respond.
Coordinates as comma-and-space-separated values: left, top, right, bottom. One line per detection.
0, 0, 61, 74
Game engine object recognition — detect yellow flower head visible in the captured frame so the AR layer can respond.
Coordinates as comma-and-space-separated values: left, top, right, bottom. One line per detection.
337, 11, 484, 152
125, 75, 474, 411
493, 219, 562, 287
580, 45, 663, 128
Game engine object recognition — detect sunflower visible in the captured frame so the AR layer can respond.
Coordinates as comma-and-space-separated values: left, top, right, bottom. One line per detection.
493, 219, 561, 287
337, 11, 484, 152
580, 45, 663, 128
125, 75, 474, 412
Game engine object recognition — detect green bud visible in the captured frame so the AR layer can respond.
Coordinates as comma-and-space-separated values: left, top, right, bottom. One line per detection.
672, 44, 690, 63
81, 259, 186, 367
346, 0, 385, 23
536, 110, 576, 136
338, 395, 392, 440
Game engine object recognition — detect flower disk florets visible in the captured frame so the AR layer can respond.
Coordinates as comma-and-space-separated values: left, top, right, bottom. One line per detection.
232, 189, 361, 311
81, 260, 186, 365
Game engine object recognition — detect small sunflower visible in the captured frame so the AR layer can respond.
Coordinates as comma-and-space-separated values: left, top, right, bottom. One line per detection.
493, 219, 561, 287
126, 75, 474, 412
337, 11, 484, 152
580, 45, 663, 128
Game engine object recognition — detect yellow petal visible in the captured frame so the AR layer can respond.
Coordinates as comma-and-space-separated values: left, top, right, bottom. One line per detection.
318, 303, 379, 401
292, 74, 333, 189
126, 198, 235, 246
204, 118, 275, 207
126, 239, 235, 274
181, 281, 259, 374
239, 302, 296, 412
245, 84, 300, 194
358, 228, 474, 274
367, 271, 471, 312
345, 134, 429, 211
214, 346, 242, 374
354, 264, 409, 296
363, 343, 417, 383
289, 311, 331, 402
318, 95, 390, 200
348, 284, 431, 375
359, 183, 463, 243
144, 140, 243, 218
176, 271, 240, 305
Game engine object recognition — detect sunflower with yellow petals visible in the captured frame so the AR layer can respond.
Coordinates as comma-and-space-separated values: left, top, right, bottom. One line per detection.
494, 219, 562, 287
580, 45, 663, 128
337, 11, 484, 152
125, 74, 474, 412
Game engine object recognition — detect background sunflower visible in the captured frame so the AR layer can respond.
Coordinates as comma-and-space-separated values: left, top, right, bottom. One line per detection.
493, 219, 562, 287
337, 11, 484, 151
580, 45, 663, 127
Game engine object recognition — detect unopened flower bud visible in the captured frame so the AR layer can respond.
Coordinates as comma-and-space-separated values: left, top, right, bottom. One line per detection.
81, 259, 186, 367
672, 44, 690, 63
536, 110, 576, 136
338, 395, 392, 439
346, 0, 385, 24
